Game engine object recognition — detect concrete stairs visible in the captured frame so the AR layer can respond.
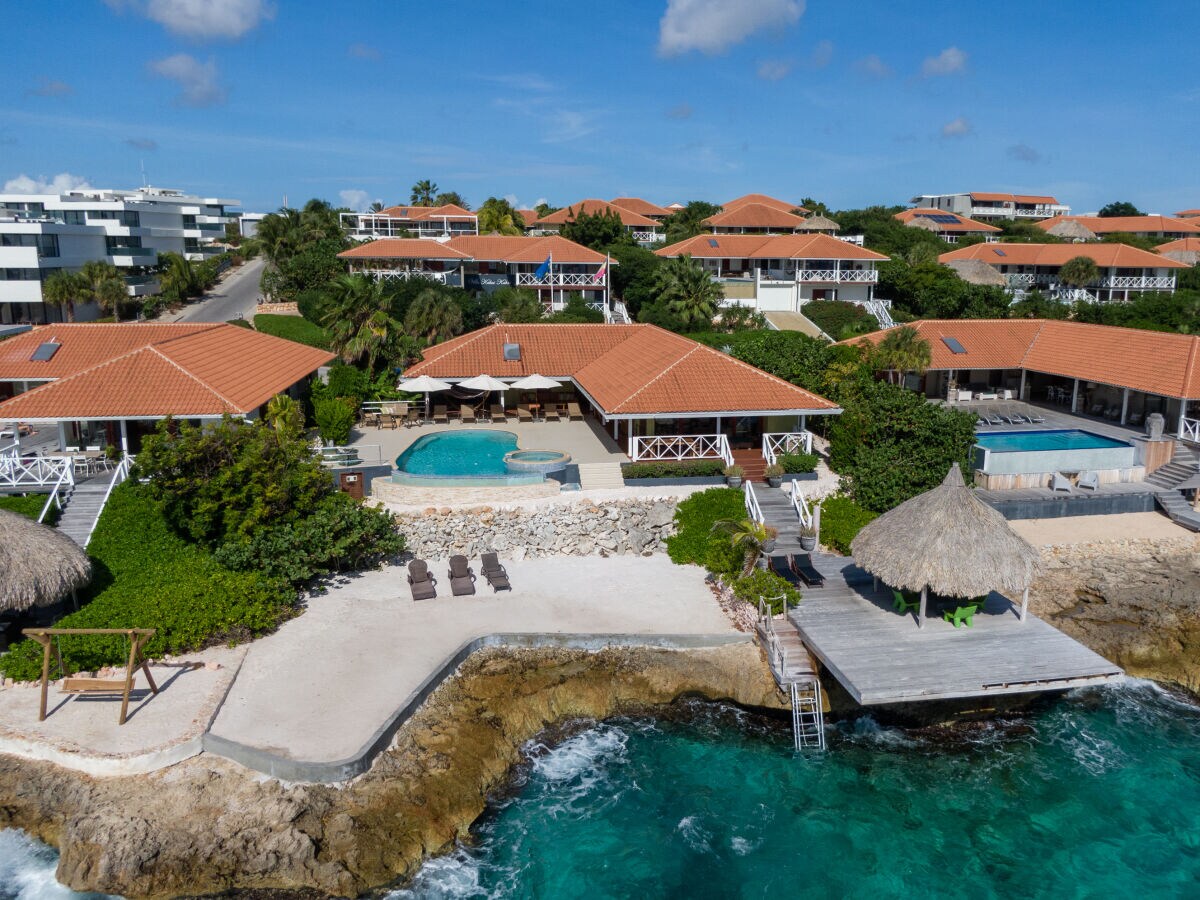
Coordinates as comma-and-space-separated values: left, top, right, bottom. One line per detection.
577, 462, 626, 490
1154, 490, 1200, 532
1145, 444, 1200, 490
55, 473, 113, 547
731, 448, 766, 483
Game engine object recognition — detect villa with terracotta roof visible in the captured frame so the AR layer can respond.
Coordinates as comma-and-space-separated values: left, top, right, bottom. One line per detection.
703, 203, 807, 235
939, 242, 1186, 302
0, 322, 334, 454
894, 208, 1001, 244
1036, 214, 1200, 242
339, 234, 611, 311
1177, 209, 1200, 220
532, 200, 663, 246
656, 233, 888, 313
610, 197, 672, 220
1157, 238, 1200, 266
339, 204, 478, 241
910, 192, 1070, 221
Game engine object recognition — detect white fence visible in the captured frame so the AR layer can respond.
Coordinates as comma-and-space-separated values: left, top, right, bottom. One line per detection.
787, 479, 820, 534
1103, 276, 1174, 289
83, 456, 131, 548
863, 298, 895, 329
628, 433, 733, 466
762, 432, 813, 466
760, 269, 878, 284
1181, 417, 1200, 444
744, 480, 763, 524
366, 269, 449, 283
0, 452, 74, 490
515, 272, 605, 287
631, 231, 661, 244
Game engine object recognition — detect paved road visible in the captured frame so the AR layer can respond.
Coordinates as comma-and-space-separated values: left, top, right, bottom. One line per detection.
167, 258, 265, 323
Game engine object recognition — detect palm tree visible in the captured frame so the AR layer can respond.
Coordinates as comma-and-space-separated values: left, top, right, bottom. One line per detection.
711, 518, 771, 577
410, 180, 438, 206
368, 201, 385, 213
159, 252, 197, 303
654, 255, 721, 329
265, 394, 304, 438
321, 274, 404, 373
42, 270, 86, 322
80, 260, 127, 322
1058, 256, 1100, 289
256, 208, 304, 267
404, 287, 464, 345
874, 325, 932, 385
476, 197, 524, 235
299, 199, 343, 242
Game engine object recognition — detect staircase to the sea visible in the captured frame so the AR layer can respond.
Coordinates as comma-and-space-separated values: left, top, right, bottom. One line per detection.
55, 460, 130, 547
755, 604, 825, 751
1147, 444, 1200, 532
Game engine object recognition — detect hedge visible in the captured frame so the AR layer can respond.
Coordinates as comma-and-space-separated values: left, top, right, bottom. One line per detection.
0, 493, 59, 526
0, 484, 295, 682
732, 569, 800, 614
777, 451, 819, 474
621, 459, 726, 480
254, 313, 332, 350
819, 495, 878, 555
665, 487, 745, 566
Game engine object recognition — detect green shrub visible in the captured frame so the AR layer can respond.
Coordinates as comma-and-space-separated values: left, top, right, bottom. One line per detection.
732, 569, 800, 614
0, 493, 59, 525
777, 451, 819, 474
665, 487, 745, 566
803, 300, 879, 339
819, 495, 878, 555
226, 317, 252, 328
620, 459, 726, 480
0, 485, 294, 682
254, 313, 332, 350
324, 363, 371, 406
702, 533, 744, 578
314, 398, 356, 445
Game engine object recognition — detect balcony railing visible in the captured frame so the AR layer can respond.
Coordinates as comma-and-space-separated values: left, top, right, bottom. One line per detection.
107, 246, 155, 257
628, 434, 733, 466
0, 451, 74, 489
762, 431, 813, 465
754, 268, 877, 284
367, 269, 449, 283
1180, 417, 1200, 443
1102, 276, 1174, 289
630, 230, 661, 243
516, 272, 604, 287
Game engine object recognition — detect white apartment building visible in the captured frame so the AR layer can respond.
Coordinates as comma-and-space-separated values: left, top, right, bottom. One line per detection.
0, 186, 238, 324
910, 192, 1070, 221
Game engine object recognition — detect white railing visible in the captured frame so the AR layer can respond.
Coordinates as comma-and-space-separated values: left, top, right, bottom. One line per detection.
612, 300, 630, 324
1102, 276, 1174, 289
744, 480, 764, 524
787, 479, 817, 530
1181, 417, 1200, 443
515, 272, 604, 287
786, 269, 878, 283
863, 298, 896, 329
0, 453, 74, 489
762, 431, 813, 466
631, 231, 661, 243
1005, 273, 1042, 286
1052, 288, 1097, 303
37, 462, 75, 524
628, 433, 733, 466
837, 234, 865, 246
366, 269, 449, 283
83, 456, 131, 548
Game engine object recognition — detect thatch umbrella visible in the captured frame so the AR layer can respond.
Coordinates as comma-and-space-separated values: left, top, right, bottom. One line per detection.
799, 214, 841, 233
945, 259, 1007, 287
0, 510, 92, 613
850, 463, 1040, 627
1046, 219, 1096, 242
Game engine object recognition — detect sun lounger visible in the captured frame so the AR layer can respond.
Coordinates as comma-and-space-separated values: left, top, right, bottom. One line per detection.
1008, 412, 1031, 424
982, 409, 1005, 426
517, 405, 534, 423
543, 405, 561, 422
404, 408, 420, 427
433, 405, 449, 424
1025, 409, 1046, 423
459, 405, 476, 423
1088, 402, 1105, 416
448, 555, 476, 596
789, 553, 825, 588
491, 404, 507, 422
407, 559, 437, 601
568, 402, 584, 421
1050, 472, 1073, 493
1077, 471, 1100, 491
943, 604, 978, 628
767, 555, 804, 589
480, 552, 511, 592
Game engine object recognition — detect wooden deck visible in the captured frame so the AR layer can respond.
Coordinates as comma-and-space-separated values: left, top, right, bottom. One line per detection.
790, 554, 1123, 705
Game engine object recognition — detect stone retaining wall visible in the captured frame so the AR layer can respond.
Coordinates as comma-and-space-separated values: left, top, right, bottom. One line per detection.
396, 497, 678, 559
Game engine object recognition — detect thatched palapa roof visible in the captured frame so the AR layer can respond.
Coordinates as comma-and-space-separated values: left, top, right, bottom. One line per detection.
850, 463, 1040, 597
0, 510, 92, 612
945, 258, 1008, 287
799, 214, 841, 232
1045, 219, 1097, 242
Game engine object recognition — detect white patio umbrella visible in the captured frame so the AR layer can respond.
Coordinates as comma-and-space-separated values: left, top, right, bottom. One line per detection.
398, 375, 453, 419
458, 374, 512, 408
508, 374, 564, 416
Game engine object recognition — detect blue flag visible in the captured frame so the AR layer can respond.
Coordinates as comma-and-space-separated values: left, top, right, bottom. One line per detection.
534, 254, 551, 280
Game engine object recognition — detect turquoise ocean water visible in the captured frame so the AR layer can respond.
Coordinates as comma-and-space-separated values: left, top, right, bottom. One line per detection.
2, 681, 1198, 899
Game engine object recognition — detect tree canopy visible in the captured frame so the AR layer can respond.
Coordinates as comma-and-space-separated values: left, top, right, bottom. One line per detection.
1098, 201, 1143, 218
662, 201, 723, 244
652, 254, 721, 329
559, 207, 632, 251
476, 197, 525, 235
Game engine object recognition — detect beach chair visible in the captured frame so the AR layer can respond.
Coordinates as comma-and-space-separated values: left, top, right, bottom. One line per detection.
1050, 472, 1073, 493
433, 405, 449, 424
404, 408, 420, 427
981, 409, 1004, 426
447, 555, 476, 596
1024, 408, 1047, 424
568, 402, 584, 421
459, 405, 477, 423
891, 589, 920, 614
543, 405, 561, 422
943, 604, 978, 628
789, 553, 825, 587
407, 560, 437, 601
480, 552, 511, 592
767, 555, 804, 589
490, 404, 507, 422
1077, 471, 1100, 491
517, 405, 534, 423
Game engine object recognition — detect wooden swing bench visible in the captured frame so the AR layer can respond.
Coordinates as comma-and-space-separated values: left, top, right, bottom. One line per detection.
23, 627, 158, 726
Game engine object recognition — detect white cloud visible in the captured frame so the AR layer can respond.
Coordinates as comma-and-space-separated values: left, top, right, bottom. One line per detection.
808, 39, 833, 69
534, 197, 547, 208
922, 46, 967, 77
148, 54, 226, 107
757, 59, 793, 81
348, 43, 380, 60
658, 0, 804, 57
3, 172, 92, 194
1007, 143, 1041, 163
854, 54, 892, 78
106, 0, 274, 40
543, 110, 598, 143
503, 194, 519, 207
940, 117, 972, 138
27, 78, 72, 97
339, 189, 378, 212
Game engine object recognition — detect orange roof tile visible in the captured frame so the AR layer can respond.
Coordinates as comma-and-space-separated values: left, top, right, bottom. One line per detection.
1157, 238, 1200, 254
534, 200, 658, 228
378, 204, 476, 220
406, 324, 837, 416
0, 324, 334, 421
1175, 209, 1200, 217
1034, 215, 1200, 236
703, 203, 807, 230
895, 208, 1002, 233
339, 239, 471, 260
969, 192, 1061, 205
845, 319, 1200, 399
657, 233, 888, 262
337, 235, 604, 264
515, 209, 540, 227
610, 197, 672, 218
939, 242, 1187, 269
723, 194, 807, 214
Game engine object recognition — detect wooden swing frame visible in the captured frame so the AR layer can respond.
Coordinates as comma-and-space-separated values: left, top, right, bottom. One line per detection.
23, 628, 158, 726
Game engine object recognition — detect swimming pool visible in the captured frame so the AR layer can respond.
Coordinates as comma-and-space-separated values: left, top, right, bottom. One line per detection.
393, 430, 570, 484
975, 429, 1132, 453
974, 429, 1137, 477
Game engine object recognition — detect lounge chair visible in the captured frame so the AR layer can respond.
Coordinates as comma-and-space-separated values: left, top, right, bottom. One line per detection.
1007, 411, 1030, 424
517, 405, 534, 423
983, 409, 1005, 426
1077, 471, 1100, 491
459, 405, 477, 424
1050, 472, 1073, 493
433, 405, 449, 424
943, 604, 978, 628
1025, 408, 1047, 424
767, 555, 804, 589
891, 589, 920, 614
567, 402, 584, 421
789, 553, 825, 588
543, 405, 561, 422
490, 404, 507, 422
447, 555, 476, 596
404, 408, 421, 427
407, 560, 437, 601
480, 552, 511, 592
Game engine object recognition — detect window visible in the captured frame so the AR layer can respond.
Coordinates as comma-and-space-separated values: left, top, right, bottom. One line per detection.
0, 269, 40, 280
182, 214, 197, 227
105, 235, 143, 251
90, 210, 140, 227
62, 211, 87, 225
184, 238, 201, 253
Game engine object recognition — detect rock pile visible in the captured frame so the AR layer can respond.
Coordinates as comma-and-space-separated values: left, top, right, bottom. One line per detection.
396, 498, 679, 559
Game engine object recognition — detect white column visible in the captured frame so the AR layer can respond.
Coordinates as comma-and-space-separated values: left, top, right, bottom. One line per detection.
1071, 378, 1080, 413
57, 421, 67, 452
1120, 388, 1130, 425
918, 586, 928, 629
1019, 587, 1029, 622
119, 419, 129, 454
612, 418, 618, 439
715, 415, 722, 437
1019, 370, 1026, 401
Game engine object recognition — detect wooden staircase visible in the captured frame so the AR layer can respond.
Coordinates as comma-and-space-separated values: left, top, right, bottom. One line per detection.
731, 448, 766, 483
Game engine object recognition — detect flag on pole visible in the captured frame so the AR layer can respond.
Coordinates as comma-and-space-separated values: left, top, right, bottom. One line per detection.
535, 254, 552, 281
593, 255, 608, 283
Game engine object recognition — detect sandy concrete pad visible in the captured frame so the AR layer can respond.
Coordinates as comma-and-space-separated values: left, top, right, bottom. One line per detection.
1009, 512, 1195, 547
208, 555, 738, 764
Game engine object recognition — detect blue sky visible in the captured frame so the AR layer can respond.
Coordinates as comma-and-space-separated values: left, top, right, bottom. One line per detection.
2, 0, 1198, 215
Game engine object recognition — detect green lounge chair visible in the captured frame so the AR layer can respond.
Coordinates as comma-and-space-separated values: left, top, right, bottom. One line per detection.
943, 604, 978, 628
892, 589, 920, 614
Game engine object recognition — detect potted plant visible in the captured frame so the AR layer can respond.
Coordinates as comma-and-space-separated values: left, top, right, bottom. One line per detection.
764, 463, 784, 488
762, 525, 778, 553
724, 464, 744, 488
799, 523, 818, 551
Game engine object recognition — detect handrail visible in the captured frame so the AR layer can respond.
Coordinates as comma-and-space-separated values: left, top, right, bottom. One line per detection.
628, 433, 732, 466
0, 453, 73, 489
37, 462, 74, 524
787, 479, 813, 529
83, 456, 130, 548
1180, 416, 1200, 443
762, 431, 813, 465
743, 480, 764, 524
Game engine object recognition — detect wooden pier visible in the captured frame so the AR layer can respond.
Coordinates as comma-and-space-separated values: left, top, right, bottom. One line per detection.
790, 554, 1123, 706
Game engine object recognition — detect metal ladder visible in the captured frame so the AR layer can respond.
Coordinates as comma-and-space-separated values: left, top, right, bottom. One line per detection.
790, 678, 826, 752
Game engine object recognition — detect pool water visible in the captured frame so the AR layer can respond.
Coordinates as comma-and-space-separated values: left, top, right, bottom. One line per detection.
396, 430, 519, 477
975, 429, 1131, 453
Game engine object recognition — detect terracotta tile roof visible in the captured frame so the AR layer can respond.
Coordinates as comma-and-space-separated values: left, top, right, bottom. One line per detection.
337, 235, 604, 264
610, 197, 671, 217
658, 233, 888, 262
895, 208, 1002, 233
845, 319, 1200, 399
969, 192, 1061, 205
723, 194, 807, 214
1175, 209, 1200, 217
378, 204, 476, 220
1034, 215, 1200, 235
339, 239, 471, 260
405, 323, 837, 415
703, 203, 806, 230
515, 209, 541, 227
534, 200, 658, 228
1157, 238, 1200, 254
0, 323, 334, 421
939, 242, 1187, 269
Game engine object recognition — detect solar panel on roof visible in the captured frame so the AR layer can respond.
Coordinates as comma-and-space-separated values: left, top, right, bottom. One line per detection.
928, 214, 960, 224
941, 337, 967, 354
992, 248, 1007, 256
29, 341, 60, 362
707, 238, 719, 248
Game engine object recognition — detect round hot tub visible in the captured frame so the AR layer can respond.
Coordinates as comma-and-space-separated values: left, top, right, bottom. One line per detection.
504, 449, 572, 475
